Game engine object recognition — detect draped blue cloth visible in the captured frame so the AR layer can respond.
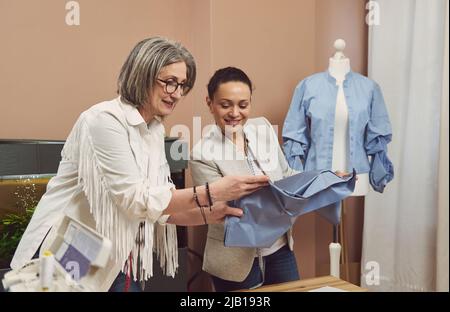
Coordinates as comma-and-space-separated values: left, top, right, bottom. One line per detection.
224, 169, 356, 248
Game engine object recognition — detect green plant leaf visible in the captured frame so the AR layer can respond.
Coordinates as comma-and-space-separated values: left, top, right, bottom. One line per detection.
0, 206, 36, 263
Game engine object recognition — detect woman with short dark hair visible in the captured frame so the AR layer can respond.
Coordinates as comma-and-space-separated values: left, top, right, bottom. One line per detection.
191, 66, 300, 291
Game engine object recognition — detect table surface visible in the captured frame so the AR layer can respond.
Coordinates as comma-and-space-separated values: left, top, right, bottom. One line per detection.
240, 275, 367, 292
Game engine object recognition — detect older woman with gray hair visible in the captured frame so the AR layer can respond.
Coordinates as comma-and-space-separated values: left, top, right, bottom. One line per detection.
10, 37, 269, 292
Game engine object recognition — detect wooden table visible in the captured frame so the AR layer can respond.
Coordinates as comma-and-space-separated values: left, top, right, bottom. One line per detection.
240, 275, 367, 292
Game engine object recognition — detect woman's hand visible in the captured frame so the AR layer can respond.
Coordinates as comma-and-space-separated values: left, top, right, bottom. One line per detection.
335, 171, 357, 180
205, 201, 243, 224
335, 171, 348, 178
209, 175, 270, 202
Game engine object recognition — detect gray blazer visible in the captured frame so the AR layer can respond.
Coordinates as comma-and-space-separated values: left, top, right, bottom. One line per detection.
190, 117, 298, 282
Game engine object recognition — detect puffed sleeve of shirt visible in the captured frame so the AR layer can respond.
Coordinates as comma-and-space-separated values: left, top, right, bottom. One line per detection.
364, 83, 394, 192
80, 112, 173, 223
282, 80, 311, 171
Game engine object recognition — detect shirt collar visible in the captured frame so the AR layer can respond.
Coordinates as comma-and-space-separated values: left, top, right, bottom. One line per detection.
325, 70, 354, 86
117, 96, 162, 127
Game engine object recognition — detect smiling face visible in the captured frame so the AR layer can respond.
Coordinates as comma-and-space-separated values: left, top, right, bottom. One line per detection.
140, 61, 187, 121
207, 81, 252, 134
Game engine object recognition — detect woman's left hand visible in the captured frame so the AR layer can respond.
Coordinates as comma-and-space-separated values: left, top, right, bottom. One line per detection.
205, 201, 243, 224
208, 175, 270, 202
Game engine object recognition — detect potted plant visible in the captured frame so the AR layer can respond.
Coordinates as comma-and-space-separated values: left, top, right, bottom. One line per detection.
0, 206, 36, 269
0, 176, 43, 291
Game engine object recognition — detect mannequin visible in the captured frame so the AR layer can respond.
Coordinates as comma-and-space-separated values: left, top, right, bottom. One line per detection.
282, 38, 394, 280
328, 39, 369, 279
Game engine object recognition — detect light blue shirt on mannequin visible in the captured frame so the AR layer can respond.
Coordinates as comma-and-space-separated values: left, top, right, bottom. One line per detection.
282, 71, 394, 192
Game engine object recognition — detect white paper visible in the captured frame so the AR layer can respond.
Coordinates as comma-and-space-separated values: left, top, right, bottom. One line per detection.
65, 221, 101, 262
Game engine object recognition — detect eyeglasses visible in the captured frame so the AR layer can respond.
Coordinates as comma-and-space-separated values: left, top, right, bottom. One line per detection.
157, 78, 189, 96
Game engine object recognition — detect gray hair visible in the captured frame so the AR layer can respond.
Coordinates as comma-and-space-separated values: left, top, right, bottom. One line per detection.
117, 37, 196, 107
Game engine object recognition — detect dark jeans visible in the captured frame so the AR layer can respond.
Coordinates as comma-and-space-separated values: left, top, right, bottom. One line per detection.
211, 245, 300, 292
109, 272, 142, 292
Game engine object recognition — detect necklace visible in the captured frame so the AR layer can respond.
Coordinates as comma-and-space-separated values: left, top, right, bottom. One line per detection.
243, 134, 267, 176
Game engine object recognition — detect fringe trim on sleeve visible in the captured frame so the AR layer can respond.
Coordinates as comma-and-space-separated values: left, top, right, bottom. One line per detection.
127, 221, 179, 281
154, 223, 178, 277
74, 119, 178, 282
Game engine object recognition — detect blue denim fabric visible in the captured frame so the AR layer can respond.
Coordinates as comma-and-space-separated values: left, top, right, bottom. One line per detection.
225, 170, 356, 248
108, 272, 142, 292
282, 71, 394, 192
211, 245, 299, 292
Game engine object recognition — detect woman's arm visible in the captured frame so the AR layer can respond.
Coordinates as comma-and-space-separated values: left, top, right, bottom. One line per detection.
167, 201, 242, 225
162, 174, 268, 216
164, 156, 264, 224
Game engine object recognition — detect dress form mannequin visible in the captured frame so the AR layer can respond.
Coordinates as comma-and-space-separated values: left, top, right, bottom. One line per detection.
328, 39, 368, 280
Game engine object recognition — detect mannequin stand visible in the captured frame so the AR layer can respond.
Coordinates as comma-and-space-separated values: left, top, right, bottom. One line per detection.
329, 200, 350, 281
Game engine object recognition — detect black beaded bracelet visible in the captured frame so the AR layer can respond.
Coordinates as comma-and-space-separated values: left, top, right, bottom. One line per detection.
194, 186, 209, 223
193, 185, 202, 207
205, 182, 213, 210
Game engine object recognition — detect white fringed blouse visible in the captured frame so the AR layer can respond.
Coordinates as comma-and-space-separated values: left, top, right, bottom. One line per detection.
11, 97, 178, 291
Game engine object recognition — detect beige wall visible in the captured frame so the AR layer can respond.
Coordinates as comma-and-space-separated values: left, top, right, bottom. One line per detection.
210, 0, 317, 130
0, 0, 368, 290
0, 0, 202, 140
